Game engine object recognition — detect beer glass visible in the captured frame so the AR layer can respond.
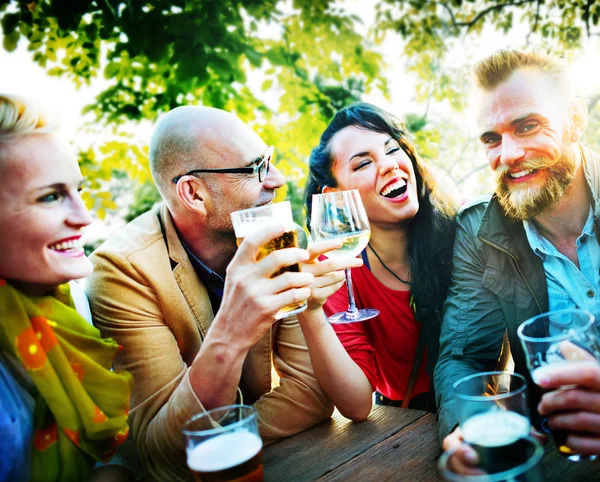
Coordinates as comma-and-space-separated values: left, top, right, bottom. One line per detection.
310, 189, 379, 323
230, 201, 307, 319
453, 372, 531, 475
439, 436, 544, 482
182, 405, 264, 482
517, 308, 600, 462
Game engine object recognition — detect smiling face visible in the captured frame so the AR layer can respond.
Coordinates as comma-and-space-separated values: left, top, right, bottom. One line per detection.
199, 121, 285, 234
0, 134, 93, 293
328, 126, 419, 227
476, 68, 579, 220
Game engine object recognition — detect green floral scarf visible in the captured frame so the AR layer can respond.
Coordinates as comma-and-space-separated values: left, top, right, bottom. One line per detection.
0, 280, 133, 481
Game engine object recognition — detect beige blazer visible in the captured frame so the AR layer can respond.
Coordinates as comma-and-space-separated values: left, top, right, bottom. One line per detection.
86, 204, 333, 481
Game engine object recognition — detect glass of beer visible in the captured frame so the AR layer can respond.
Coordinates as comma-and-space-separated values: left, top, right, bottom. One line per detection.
230, 201, 307, 319
439, 436, 543, 482
182, 404, 264, 482
518, 308, 600, 462
310, 189, 379, 323
453, 371, 533, 475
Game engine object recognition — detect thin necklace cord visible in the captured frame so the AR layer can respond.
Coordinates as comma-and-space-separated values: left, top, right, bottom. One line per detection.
367, 243, 411, 286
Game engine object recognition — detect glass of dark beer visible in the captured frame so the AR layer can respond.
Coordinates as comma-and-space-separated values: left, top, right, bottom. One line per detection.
182, 404, 263, 482
453, 372, 533, 475
439, 436, 544, 482
231, 201, 307, 319
518, 308, 600, 462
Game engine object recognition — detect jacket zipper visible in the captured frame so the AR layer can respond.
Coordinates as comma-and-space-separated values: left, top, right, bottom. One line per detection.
480, 237, 543, 314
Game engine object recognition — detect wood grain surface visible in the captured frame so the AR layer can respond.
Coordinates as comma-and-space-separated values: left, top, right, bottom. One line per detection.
264, 405, 600, 481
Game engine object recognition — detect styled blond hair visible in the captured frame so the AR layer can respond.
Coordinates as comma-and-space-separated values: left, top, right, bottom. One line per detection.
0, 93, 58, 139
472, 49, 574, 98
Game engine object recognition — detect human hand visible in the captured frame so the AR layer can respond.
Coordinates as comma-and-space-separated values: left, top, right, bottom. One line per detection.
536, 344, 600, 456
216, 221, 314, 350
441, 427, 483, 476
301, 240, 363, 311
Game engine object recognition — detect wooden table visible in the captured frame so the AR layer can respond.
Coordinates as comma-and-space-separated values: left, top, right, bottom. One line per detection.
263, 405, 600, 481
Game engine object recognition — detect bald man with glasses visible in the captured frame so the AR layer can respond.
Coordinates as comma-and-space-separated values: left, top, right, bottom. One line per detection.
86, 107, 334, 482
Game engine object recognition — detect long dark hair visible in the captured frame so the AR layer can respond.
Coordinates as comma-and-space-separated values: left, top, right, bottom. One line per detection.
304, 102, 457, 370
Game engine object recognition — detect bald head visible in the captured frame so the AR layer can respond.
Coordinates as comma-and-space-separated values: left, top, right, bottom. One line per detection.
149, 106, 265, 203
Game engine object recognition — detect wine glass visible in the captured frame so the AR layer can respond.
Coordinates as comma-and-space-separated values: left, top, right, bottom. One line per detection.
310, 189, 379, 323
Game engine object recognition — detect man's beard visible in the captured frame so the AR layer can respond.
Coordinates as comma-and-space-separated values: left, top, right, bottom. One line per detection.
495, 146, 576, 221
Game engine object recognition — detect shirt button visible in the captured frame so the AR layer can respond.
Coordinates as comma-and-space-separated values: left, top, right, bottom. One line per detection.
587, 290, 595, 298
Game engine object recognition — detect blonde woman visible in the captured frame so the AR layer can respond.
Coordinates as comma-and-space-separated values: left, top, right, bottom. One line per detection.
0, 94, 132, 481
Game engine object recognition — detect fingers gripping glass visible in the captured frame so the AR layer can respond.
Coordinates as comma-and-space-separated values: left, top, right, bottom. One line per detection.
172, 145, 273, 184
311, 189, 379, 323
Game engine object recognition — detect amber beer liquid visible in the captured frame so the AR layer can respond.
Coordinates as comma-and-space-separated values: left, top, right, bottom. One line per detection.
232, 201, 308, 319
236, 229, 301, 277
236, 227, 305, 318
187, 431, 264, 482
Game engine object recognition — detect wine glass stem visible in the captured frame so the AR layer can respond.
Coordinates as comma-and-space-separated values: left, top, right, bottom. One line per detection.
345, 268, 358, 317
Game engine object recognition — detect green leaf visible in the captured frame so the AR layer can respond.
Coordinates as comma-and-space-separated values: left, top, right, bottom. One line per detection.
104, 62, 120, 79
2, 30, 19, 52
245, 48, 263, 67
1, 12, 19, 34
261, 79, 273, 91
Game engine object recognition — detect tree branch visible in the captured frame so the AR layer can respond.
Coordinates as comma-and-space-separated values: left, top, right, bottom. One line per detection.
456, 162, 489, 185
435, 1, 459, 34
526, 0, 541, 45
449, 138, 473, 172
437, 0, 537, 33
584, 0, 594, 38
102, 0, 117, 18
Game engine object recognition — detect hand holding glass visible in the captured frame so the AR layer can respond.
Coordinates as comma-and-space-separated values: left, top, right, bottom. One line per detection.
310, 190, 379, 323
449, 371, 535, 477
230, 201, 307, 320
518, 308, 600, 462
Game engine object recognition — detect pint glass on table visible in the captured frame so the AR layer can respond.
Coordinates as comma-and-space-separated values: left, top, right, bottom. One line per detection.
182, 405, 264, 482
230, 201, 307, 319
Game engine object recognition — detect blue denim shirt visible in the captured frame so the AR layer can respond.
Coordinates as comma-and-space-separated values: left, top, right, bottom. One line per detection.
524, 207, 600, 316
0, 355, 34, 482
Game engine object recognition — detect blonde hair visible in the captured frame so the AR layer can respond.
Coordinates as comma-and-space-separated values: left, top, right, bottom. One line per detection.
472, 49, 574, 98
0, 93, 58, 139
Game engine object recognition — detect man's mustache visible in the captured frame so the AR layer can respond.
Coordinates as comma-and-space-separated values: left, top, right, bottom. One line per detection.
494, 155, 562, 184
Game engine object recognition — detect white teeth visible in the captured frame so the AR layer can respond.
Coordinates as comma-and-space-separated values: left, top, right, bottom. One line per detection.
380, 179, 407, 196
509, 169, 533, 179
49, 238, 83, 252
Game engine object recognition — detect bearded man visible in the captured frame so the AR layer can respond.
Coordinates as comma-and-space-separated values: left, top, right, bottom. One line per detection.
434, 49, 600, 461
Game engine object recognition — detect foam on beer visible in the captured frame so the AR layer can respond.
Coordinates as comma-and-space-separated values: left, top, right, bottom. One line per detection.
233, 203, 296, 238
463, 411, 530, 447
187, 431, 262, 472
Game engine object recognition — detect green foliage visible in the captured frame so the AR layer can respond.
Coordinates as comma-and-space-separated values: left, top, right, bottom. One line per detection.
1, 0, 386, 221
124, 182, 162, 223
2, 0, 599, 222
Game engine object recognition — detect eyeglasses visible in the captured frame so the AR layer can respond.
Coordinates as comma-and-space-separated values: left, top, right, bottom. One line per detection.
172, 146, 274, 184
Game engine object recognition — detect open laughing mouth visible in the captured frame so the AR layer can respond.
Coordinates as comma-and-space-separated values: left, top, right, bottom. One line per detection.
380, 178, 407, 199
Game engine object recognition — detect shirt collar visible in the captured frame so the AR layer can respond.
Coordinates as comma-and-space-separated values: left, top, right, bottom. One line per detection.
524, 206, 595, 259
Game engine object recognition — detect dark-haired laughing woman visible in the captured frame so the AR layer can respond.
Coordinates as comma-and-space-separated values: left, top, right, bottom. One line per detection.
299, 103, 458, 421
